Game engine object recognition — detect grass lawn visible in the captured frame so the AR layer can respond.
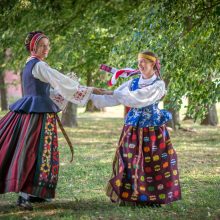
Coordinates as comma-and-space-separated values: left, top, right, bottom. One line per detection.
0, 105, 219, 220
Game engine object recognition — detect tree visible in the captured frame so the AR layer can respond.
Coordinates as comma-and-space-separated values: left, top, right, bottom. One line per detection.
1, 0, 219, 127
0, 48, 13, 110
0, 72, 7, 111
201, 104, 219, 126
61, 102, 78, 127
107, 0, 220, 126
1, 0, 138, 120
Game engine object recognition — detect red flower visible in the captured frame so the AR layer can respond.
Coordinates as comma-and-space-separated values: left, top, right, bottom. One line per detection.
166, 181, 173, 188
174, 190, 179, 197
151, 135, 156, 142
145, 167, 152, 173
159, 142, 166, 149
155, 175, 163, 181
132, 134, 137, 141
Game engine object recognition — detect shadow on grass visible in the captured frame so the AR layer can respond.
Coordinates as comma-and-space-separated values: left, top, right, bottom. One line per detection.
0, 198, 123, 219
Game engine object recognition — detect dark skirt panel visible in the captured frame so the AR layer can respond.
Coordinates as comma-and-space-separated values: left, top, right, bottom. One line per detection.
0, 111, 59, 199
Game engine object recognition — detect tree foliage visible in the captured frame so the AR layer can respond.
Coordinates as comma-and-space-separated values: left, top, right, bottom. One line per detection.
0, 0, 219, 120
107, 0, 220, 121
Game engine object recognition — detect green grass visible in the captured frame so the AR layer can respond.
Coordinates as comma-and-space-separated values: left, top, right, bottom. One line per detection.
0, 106, 220, 220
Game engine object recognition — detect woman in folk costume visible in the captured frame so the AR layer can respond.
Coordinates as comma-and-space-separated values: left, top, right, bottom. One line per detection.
0, 31, 102, 210
91, 51, 181, 206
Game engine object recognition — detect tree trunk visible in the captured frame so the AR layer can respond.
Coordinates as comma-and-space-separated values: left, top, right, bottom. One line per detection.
0, 71, 8, 111
163, 99, 180, 130
163, 79, 180, 130
183, 97, 193, 120
86, 100, 101, 112
85, 71, 101, 112
61, 102, 78, 127
181, 16, 194, 121
0, 48, 12, 111
201, 104, 218, 126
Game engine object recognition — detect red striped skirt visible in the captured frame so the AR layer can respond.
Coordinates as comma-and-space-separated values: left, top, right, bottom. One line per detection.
106, 125, 181, 204
0, 111, 59, 199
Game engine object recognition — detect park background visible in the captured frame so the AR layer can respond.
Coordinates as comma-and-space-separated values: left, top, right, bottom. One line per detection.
0, 0, 219, 219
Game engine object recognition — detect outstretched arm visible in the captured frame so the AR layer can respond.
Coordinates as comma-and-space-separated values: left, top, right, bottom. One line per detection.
90, 94, 120, 108
113, 80, 166, 108
90, 80, 132, 108
32, 61, 93, 106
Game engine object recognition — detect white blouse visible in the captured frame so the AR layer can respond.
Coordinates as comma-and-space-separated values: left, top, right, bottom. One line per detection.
90, 74, 166, 108
32, 60, 93, 108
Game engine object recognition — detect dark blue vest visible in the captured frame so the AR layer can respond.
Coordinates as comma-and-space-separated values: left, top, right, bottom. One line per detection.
9, 58, 60, 113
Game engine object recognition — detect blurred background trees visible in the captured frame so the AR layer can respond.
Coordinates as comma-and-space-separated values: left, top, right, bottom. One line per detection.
0, 0, 219, 128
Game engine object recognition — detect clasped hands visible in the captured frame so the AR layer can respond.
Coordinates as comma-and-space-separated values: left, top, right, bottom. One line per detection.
92, 88, 114, 95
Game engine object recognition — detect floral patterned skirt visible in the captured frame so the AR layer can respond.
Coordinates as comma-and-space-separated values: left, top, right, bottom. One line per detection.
106, 124, 181, 204
0, 111, 59, 199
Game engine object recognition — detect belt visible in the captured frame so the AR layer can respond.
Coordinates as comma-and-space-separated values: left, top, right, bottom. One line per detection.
56, 114, 74, 162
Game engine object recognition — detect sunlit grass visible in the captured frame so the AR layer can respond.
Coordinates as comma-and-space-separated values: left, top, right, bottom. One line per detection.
0, 105, 220, 220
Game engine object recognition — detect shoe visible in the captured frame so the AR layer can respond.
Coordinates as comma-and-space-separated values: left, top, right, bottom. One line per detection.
16, 196, 33, 211
29, 196, 47, 203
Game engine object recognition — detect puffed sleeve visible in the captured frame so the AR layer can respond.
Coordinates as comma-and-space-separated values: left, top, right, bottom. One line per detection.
32, 61, 93, 106
90, 80, 132, 108
113, 80, 166, 108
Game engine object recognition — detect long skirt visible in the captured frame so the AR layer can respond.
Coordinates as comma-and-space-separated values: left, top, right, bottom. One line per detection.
106, 124, 181, 204
0, 111, 59, 199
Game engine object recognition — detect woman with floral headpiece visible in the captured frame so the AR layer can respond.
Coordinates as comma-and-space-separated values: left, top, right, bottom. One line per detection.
0, 31, 104, 210
91, 51, 181, 206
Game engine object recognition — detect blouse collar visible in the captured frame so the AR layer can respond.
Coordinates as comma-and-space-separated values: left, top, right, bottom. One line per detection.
26, 55, 43, 63
138, 73, 157, 87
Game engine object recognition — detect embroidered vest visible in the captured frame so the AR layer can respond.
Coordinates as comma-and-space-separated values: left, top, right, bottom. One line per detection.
124, 77, 172, 127
9, 58, 60, 113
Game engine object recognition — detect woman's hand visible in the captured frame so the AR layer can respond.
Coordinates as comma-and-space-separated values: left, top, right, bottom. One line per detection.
101, 90, 114, 95
92, 88, 114, 95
